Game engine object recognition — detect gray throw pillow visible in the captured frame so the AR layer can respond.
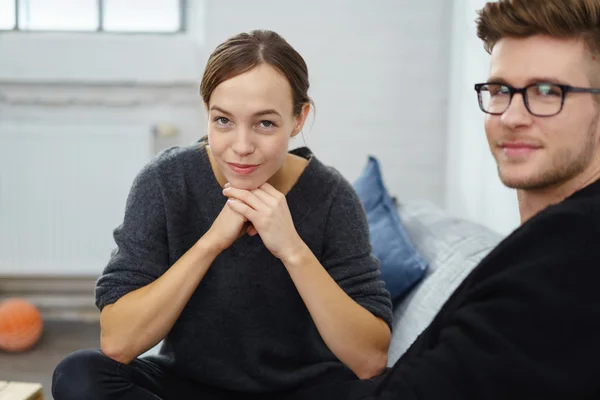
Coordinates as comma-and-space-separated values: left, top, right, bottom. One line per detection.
387, 200, 505, 365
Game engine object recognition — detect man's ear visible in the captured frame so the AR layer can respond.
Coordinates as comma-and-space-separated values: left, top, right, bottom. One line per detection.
291, 103, 311, 137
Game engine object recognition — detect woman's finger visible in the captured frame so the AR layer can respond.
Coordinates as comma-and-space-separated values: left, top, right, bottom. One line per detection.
227, 199, 258, 222
247, 225, 258, 236
223, 187, 266, 211
259, 182, 282, 197
250, 187, 278, 207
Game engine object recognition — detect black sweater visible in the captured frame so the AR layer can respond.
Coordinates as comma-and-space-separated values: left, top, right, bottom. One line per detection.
369, 179, 600, 399
95, 144, 392, 393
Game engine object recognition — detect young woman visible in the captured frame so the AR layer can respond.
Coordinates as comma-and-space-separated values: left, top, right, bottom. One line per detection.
52, 30, 392, 400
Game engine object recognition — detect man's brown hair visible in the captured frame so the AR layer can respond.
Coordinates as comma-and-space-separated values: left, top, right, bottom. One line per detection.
476, 0, 600, 83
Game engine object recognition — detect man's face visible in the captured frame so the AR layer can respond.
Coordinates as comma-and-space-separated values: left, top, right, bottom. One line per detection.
485, 35, 600, 190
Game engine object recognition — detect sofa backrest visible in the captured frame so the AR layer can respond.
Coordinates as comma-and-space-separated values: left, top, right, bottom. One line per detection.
388, 201, 504, 364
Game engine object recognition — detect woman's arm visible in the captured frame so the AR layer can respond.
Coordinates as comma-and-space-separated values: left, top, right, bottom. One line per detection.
224, 182, 392, 379
100, 188, 250, 364
282, 244, 391, 379
100, 234, 221, 364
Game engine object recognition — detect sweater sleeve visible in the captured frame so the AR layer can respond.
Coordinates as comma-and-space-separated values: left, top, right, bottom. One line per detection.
321, 176, 393, 329
368, 210, 600, 399
95, 160, 170, 311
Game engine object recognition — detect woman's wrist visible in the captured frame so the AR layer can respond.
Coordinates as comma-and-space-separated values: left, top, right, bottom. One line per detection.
196, 231, 226, 259
280, 239, 311, 269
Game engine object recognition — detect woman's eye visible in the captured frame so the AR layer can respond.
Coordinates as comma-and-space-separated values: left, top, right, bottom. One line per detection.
215, 117, 230, 125
259, 120, 274, 128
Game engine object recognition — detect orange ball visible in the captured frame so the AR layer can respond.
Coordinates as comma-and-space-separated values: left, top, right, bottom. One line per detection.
0, 298, 44, 352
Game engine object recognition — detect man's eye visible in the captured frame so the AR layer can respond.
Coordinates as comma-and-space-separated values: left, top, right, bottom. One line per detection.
487, 85, 509, 96
536, 84, 561, 96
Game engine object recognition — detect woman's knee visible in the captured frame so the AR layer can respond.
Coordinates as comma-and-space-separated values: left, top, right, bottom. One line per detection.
52, 349, 117, 400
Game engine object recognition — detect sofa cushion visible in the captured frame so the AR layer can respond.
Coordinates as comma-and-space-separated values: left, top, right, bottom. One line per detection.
387, 200, 504, 365
353, 157, 429, 303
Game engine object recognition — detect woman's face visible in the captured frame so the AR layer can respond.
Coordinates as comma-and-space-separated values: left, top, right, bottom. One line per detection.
206, 64, 308, 190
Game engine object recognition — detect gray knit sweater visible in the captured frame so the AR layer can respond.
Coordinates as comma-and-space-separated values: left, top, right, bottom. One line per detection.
95, 144, 392, 392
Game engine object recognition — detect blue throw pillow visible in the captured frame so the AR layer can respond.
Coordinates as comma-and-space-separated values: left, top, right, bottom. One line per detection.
353, 156, 429, 303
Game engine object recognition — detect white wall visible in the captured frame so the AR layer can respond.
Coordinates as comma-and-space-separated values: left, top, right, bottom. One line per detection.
202, 0, 453, 205
445, 0, 520, 235
0, 1, 460, 275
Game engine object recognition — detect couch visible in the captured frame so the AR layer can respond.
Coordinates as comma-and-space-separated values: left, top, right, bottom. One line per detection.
387, 200, 503, 364
142, 198, 504, 368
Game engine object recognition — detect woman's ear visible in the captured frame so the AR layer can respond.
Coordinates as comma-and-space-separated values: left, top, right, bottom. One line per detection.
291, 103, 311, 137
203, 102, 209, 112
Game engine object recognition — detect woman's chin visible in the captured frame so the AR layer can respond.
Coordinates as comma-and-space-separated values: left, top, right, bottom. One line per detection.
226, 176, 265, 190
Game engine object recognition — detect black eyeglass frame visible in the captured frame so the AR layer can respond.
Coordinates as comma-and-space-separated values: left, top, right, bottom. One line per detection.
474, 82, 600, 117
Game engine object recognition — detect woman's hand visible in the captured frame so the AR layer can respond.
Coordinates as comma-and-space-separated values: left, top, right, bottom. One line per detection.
206, 194, 254, 251
223, 183, 304, 261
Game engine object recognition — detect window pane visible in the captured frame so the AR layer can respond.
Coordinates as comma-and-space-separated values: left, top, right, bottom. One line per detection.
19, 0, 98, 31
0, 0, 16, 29
103, 0, 180, 32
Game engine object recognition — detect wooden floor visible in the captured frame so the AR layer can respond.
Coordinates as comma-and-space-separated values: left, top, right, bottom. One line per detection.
0, 320, 100, 400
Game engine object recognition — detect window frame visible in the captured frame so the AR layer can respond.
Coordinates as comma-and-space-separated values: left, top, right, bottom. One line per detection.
0, 0, 204, 84
2, 0, 187, 34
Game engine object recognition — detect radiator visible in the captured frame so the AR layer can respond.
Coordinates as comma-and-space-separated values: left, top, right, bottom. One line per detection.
0, 123, 153, 276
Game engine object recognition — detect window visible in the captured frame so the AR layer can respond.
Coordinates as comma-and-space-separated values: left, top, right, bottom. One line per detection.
0, 0, 201, 83
0, 0, 184, 32
0, 0, 16, 29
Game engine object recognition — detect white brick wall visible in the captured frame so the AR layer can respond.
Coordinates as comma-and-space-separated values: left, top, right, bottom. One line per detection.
203, 0, 453, 205
0, 1, 454, 275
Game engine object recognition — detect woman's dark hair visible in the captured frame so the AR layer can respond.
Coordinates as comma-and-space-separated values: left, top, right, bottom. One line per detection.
200, 30, 313, 117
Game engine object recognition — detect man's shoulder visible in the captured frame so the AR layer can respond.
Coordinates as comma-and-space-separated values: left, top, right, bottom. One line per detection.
473, 193, 599, 295
464, 191, 598, 290
544, 178, 600, 232
533, 190, 600, 238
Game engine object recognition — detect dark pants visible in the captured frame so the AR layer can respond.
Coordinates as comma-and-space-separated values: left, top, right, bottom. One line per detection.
52, 349, 384, 400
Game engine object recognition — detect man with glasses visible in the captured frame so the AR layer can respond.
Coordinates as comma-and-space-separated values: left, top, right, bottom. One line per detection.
364, 0, 600, 398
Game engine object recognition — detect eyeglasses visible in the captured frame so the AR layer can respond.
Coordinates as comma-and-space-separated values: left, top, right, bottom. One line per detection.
474, 82, 600, 117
